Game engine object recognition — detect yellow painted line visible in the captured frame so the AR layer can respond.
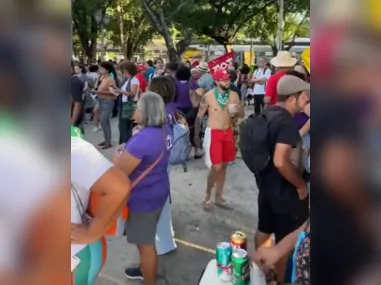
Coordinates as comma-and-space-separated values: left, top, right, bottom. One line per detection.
174, 238, 215, 254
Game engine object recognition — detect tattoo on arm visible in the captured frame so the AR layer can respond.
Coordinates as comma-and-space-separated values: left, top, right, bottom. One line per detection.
194, 117, 203, 147
194, 96, 208, 148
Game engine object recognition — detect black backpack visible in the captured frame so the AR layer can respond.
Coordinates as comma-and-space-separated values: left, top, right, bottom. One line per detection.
239, 108, 286, 174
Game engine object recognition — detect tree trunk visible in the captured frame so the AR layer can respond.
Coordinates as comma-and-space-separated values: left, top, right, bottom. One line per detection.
205, 45, 210, 61
86, 16, 98, 63
271, 45, 278, 57
176, 30, 192, 59
126, 39, 134, 60
117, 1, 127, 58
162, 29, 180, 62
140, 1, 181, 62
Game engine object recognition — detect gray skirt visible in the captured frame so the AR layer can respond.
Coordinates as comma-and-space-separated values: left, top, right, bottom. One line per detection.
125, 208, 162, 245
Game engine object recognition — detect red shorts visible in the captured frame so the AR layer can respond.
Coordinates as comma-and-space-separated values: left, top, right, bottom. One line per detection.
204, 128, 236, 167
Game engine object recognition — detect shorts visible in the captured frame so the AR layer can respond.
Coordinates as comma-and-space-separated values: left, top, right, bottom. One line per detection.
125, 208, 162, 245
257, 190, 309, 243
203, 127, 236, 168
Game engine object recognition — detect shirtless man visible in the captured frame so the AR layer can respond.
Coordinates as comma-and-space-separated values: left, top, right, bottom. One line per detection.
194, 69, 245, 210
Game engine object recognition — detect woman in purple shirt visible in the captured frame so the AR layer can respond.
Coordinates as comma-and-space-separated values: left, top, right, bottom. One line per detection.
174, 65, 205, 158
174, 64, 203, 114
148, 76, 178, 256
113, 92, 171, 284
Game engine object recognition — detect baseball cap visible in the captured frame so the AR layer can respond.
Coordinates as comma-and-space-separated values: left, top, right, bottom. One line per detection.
277, 75, 310, 96
137, 64, 147, 71
213, 69, 231, 81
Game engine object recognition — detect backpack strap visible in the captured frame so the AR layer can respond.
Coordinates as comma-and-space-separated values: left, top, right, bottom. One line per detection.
261, 108, 290, 156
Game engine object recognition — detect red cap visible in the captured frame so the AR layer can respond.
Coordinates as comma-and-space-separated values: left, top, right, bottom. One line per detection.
137, 64, 147, 71
213, 69, 231, 81
192, 60, 199, 67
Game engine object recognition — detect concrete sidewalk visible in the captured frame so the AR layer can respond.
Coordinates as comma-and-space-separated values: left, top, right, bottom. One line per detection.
87, 108, 258, 285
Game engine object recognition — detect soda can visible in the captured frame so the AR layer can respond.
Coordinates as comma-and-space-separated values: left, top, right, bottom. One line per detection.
231, 231, 247, 250
216, 242, 232, 281
232, 248, 250, 285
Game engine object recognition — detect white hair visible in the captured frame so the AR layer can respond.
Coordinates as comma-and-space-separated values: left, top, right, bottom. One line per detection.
137, 91, 166, 127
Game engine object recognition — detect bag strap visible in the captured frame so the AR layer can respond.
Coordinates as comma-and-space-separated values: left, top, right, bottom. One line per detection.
131, 151, 163, 188
131, 128, 166, 188
71, 184, 86, 223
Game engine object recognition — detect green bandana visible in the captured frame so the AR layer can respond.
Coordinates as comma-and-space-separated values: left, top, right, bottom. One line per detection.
214, 87, 230, 109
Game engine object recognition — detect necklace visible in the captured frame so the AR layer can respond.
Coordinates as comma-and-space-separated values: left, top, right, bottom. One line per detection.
214, 87, 230, 109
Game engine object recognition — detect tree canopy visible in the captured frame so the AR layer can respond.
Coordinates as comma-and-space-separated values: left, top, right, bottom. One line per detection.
72, 0, 310, 62
72, 0, 113, 62
107, 0, 155, 60
182, 0, 278, 52
245, 9, 310, 55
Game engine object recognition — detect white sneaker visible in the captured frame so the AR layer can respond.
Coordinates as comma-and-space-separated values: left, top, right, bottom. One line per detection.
92, 126, 101, 132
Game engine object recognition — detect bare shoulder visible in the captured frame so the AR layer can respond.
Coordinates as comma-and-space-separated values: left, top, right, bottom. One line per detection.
229, 90, 240, 102
202, 90, 213, 105
107, 77, 116, 86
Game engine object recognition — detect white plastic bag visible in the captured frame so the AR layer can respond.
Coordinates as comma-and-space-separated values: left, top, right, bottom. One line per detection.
250, 262, 267, 285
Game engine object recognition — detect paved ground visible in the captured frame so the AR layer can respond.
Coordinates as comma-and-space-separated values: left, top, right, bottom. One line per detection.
87, 108, 259, 285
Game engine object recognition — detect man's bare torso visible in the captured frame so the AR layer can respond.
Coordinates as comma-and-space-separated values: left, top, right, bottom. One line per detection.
205, 89, 240, 130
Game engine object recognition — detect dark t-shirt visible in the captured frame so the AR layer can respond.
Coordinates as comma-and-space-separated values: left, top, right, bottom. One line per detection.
71, 75, 84, 127
311, 97, 374, 285
257, 106, 302, 201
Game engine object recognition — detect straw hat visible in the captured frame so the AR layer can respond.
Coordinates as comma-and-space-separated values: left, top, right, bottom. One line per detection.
196, 62, 209, 73
295, 65, 307, 76
270, 51, 297, 67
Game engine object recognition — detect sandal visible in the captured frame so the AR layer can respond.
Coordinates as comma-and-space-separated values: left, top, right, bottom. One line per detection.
202, 199, 213, 211
101, 143, 112, 149
214, 199, 233, 210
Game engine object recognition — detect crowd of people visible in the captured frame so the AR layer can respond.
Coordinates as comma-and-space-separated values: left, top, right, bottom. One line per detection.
71, 50, 311, 285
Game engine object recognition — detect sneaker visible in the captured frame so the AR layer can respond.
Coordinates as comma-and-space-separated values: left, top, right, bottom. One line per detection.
92, 126, 100, 132
124, 267, 143, 280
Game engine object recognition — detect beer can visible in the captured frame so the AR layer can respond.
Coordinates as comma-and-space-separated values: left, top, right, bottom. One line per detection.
232, 249, 250, 285
216, 242, 232, 281
231, 231, 247, 250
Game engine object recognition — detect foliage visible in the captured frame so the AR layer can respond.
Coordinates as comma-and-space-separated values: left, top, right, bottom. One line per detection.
179, 0, 279, 52
106, 0, 156, 60
73, 0, 310, 61
72, 0, 114, 62
140, 0, 196, 62
245, 7, 310, 55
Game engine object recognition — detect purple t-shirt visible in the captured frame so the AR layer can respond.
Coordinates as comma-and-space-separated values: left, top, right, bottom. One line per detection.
295, 112, 309, 130
165, 103, 177, 122
126, 127, 171, 213
174, 80, 199, 110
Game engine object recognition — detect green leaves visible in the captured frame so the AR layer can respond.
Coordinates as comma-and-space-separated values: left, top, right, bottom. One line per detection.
106, 0, 155, 59
72, 0, 310, 61
241, 0, 310, 53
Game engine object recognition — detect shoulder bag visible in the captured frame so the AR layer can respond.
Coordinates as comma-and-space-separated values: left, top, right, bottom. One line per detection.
120, 78, 136, 120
